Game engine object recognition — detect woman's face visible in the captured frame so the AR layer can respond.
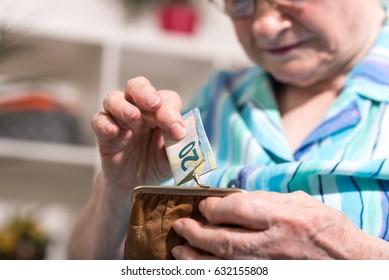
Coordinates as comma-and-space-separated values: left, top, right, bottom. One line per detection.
233, 0, 382, 86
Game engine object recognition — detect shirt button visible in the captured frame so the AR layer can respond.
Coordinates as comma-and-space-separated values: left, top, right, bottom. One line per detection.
227, 179, 240, 189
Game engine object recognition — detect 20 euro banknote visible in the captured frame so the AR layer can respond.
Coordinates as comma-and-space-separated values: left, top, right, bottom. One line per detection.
164, 108, 217, 185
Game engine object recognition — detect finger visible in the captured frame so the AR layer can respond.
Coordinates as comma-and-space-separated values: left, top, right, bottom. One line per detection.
125, 76, 161, 111
171, 245, 221, 260
198, 192, 271, 230
154, 90, 185, 140
102, 90, 141, 129
91, 112, 120, 142
173, 218, 259, 260
125, 77, 185, 140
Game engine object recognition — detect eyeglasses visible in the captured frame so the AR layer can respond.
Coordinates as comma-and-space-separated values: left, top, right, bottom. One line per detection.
209, 0, 296, 19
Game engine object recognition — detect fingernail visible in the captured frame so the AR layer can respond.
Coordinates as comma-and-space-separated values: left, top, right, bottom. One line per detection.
169, 122, 186, 140
171, 246, 183, 259
198, 199, 206, 213
145, 94, 160, 107
173, 220, 184, 235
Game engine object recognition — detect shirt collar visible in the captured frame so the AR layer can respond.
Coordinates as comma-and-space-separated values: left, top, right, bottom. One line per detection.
345, 13, 389, 103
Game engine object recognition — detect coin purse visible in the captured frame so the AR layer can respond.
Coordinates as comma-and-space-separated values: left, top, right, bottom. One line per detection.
124, 185, 245, 260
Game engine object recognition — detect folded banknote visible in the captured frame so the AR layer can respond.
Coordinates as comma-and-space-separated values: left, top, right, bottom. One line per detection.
164, 108, 217, 185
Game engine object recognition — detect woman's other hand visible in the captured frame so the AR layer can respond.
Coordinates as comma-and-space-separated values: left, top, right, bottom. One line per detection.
172, 190, 388, 259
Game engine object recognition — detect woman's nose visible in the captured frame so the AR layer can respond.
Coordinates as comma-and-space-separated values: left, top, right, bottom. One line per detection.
251, 2, 292, 42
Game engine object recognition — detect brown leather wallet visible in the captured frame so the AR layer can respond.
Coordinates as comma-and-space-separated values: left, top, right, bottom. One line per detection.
124, 186, 245, 260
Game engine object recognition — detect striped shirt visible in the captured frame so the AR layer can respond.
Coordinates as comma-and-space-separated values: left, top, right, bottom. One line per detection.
187, 15, 389, 240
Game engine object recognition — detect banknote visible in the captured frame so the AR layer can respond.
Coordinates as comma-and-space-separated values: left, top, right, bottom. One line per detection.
164, 108, 217, 185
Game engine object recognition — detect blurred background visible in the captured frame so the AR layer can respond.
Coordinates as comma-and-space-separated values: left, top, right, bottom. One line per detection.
0, 0, 250, 259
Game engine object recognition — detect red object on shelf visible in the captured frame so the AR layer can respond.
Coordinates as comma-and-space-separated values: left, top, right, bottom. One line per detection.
0, 93, 61, 112
158, 3, 198, 34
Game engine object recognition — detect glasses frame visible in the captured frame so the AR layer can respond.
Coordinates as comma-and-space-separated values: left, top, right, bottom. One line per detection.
209, 0, 297, 19
209, 0, 256, 19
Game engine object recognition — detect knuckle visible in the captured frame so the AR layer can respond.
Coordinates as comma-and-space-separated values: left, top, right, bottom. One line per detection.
231, 235, 260, 259
162, 89, 178, 98
202, 206, 219, 223
108, 90, 122, 99
213, 231, 237, 258
229, 195, 249, 218
126, 76, 149, 91
91, 112, 99, 126
292, 213, 310, 228
103, 90, 121, 109
289, 190, 311, 204
280, 210, 315, 238
160, 90, 182, 105
135, 75, 149, 84
292, 190, 308, 199
91, 112, 104, 130
163, 107, 180, 120
187, 230, 202, 249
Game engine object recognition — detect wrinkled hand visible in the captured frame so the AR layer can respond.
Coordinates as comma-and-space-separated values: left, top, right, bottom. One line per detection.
172, 190, 367, 260
92, 76, 185, 191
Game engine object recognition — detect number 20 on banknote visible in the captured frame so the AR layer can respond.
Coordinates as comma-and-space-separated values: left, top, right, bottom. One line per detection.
179, 140, 200, 172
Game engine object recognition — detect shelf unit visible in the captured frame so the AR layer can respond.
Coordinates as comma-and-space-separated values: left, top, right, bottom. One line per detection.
0, 0, 251, 259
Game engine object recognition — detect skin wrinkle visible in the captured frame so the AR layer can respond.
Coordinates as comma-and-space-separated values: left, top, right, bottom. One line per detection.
306, 206, 354, 259
93, 178, 132, 259
231, 230, 256, 259
251, 233, 269, 259
138, 130, 164, 185
213, 194, 272, 229
307, 210, 345, 258
239, 231, 268, 259
91, 112, 119, 141
257, 229, 289, 259
269, 221, 309, 258
308, 221, 348, 259
98, 130, 134, 156
211, 226, 252, 258
184, 222, 204, 251
275, 226, 330, 259
155, 132, 172, 181
104, 122, 119, 139
126, 76, 156, 103
105, 131, 147, 188
214, 229, 233, 257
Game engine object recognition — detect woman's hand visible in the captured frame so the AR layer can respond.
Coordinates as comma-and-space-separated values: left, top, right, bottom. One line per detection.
92, 76, 186, 191
172, 190, 383, 260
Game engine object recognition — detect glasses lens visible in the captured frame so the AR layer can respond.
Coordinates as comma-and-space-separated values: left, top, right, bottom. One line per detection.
211, 0, 255, 18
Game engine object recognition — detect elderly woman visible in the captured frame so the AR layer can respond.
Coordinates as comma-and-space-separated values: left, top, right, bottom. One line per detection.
69, 0, 389, 259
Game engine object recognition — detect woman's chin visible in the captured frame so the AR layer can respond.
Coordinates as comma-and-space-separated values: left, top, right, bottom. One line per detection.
260, 55, 335, 87
268, 67, 320, 87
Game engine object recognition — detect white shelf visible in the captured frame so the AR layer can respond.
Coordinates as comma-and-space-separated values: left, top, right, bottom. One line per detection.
0, 0, 251, 68
118, 15, 250, 67
0, 138, 96, 166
